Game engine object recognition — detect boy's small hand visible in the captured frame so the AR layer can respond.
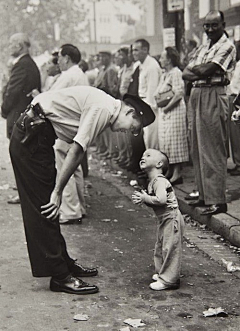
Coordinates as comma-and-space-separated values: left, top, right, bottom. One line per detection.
132, 190, 148, 205
132, 190, 143, 204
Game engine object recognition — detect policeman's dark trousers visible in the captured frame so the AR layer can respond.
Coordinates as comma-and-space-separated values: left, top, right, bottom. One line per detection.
9, 116, 75, 278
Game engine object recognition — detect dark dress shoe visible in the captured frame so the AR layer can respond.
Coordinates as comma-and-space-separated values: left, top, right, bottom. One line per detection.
188, 199, 205, 207
71, 262, 98, 277
50, 275, 99, 294
59, 218, 82, 225
200, 203, 227, 215
170, 177, 183, 186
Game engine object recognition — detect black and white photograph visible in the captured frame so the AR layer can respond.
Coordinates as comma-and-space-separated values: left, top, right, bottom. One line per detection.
1, 0, 240, 330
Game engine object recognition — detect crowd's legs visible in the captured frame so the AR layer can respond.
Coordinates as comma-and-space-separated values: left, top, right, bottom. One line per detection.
228, 94, 240, 175
55, 139, 86, 223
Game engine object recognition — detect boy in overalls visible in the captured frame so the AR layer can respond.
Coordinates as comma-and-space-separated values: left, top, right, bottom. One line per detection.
132, 149, 185, 290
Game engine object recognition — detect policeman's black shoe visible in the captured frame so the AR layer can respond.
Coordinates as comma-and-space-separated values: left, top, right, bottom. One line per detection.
200, 203, 227, 216
71, 262, 98, 277
188, 199, 205, 207
59, 218, 82, 225
50, 275, 99, 295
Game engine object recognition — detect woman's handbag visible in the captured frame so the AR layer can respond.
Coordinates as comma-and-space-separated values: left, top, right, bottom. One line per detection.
155, 89, 174, 108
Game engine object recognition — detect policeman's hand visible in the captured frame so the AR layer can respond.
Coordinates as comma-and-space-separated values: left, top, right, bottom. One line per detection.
231, 108, 240, 125
41, 189, 62, 220
26, 89, 40, 98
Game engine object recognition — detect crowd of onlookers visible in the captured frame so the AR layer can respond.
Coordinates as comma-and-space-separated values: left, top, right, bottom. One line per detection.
2, 10, 240, 220
58, 41, 190, 186
2, 10, 240, 296
58, 36, 240, 189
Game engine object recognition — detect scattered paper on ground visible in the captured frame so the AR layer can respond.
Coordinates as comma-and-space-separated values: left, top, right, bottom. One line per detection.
212, 234, 222, 240
124, 318, 146, 327
114, 248, 123, 254
203, 307, 228, 317
112, 171, 123, 177
222, 258, 240, 272
73, 314, 89, 321
129, 228, 136, 232
199, 224, 207, 230
186, 243, 195, 248
101, 218, 111, 222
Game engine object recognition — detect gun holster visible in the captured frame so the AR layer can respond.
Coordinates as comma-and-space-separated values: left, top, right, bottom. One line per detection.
21, 103, 46, 145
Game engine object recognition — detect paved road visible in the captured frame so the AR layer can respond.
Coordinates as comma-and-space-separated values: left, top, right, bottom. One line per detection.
0, 118, 240, 331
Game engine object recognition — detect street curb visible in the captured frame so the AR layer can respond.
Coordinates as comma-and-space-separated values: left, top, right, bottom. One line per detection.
175, 187, 240, 248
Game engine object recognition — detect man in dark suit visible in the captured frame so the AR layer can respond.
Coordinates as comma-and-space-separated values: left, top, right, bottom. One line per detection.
1, 33, 41, 139
1, 33, 41, 204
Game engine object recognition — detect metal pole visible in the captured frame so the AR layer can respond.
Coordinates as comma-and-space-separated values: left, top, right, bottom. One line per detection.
93, 0, 97, 54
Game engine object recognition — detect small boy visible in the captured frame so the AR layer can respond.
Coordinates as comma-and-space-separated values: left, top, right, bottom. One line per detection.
132, 149, 185, 291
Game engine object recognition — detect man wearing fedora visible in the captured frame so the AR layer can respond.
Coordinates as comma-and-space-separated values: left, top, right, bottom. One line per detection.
9, 85, 155, 295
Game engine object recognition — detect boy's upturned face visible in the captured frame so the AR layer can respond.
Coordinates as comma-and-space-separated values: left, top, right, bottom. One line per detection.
139, 149, 162, 170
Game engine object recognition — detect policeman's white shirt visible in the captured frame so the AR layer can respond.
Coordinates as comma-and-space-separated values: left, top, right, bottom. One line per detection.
32, 86, 121, 151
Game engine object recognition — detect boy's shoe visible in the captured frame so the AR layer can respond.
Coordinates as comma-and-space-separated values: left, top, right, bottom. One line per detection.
149, 279, 180, 291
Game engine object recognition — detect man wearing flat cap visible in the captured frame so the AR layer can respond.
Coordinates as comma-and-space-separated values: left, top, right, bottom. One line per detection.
9, 85, 155, 295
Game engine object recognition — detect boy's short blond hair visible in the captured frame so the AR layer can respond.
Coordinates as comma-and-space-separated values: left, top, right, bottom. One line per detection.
159, 151, 169, 175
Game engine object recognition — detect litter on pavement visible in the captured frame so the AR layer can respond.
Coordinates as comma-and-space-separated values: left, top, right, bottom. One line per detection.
203, 307, 228, 317
222, 258, 240, 272
73, 314, 89, 321
124, 318, 146, 327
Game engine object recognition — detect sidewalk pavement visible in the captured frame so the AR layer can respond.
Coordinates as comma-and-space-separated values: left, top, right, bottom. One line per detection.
103, 157, 240, 248
174, 163, 240, 248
